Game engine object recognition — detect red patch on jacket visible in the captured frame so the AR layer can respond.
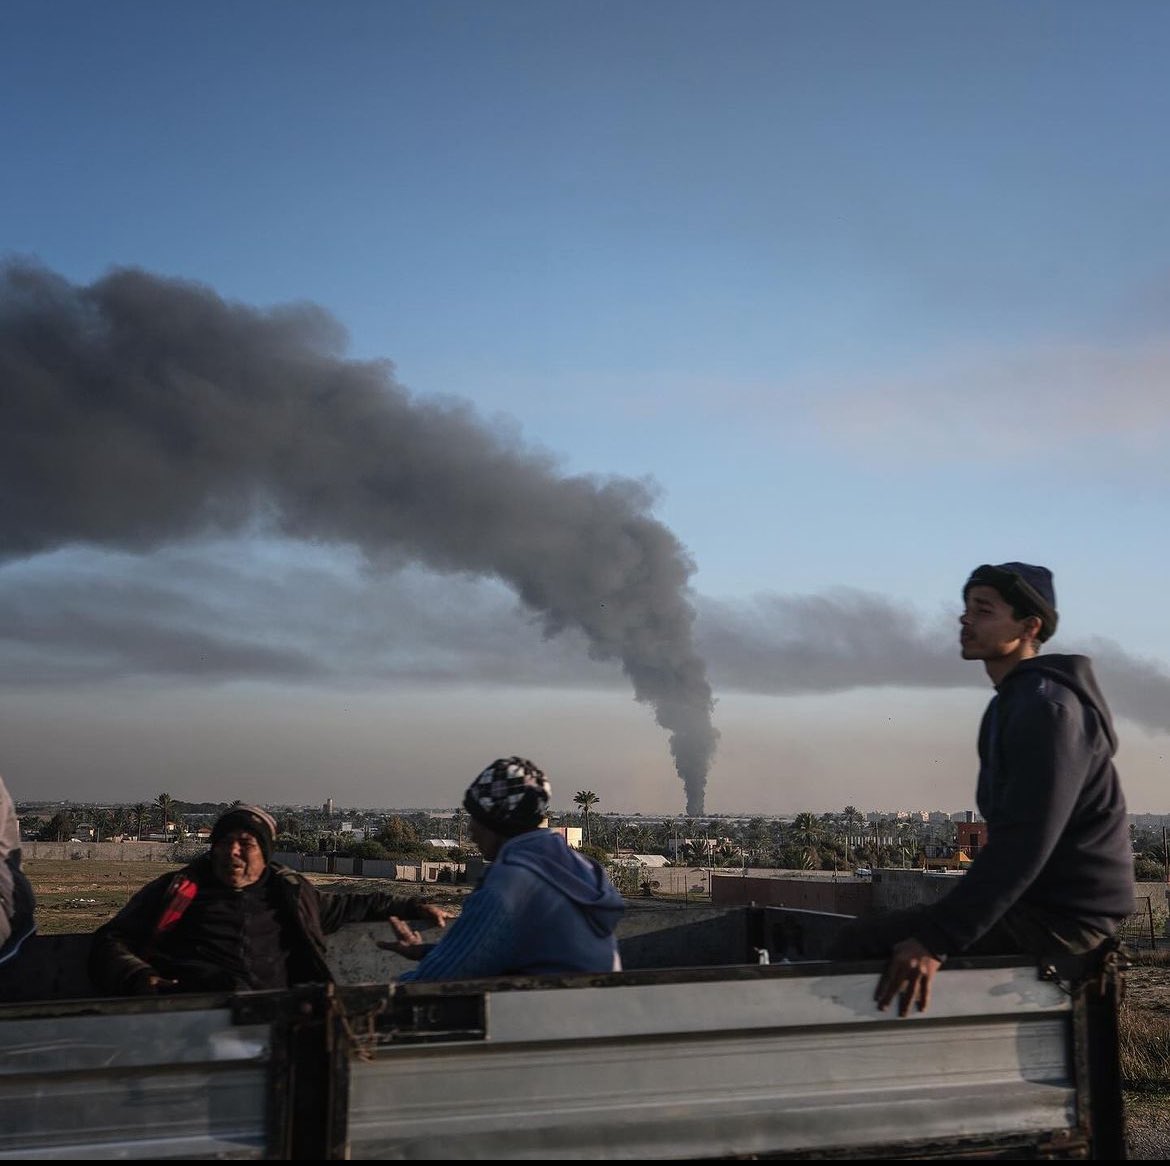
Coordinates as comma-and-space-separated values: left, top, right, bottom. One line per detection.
154, 873, 199, 936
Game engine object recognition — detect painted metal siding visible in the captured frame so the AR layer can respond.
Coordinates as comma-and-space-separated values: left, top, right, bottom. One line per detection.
344, 965, 1082, 1160
0, 1006, 271, 1159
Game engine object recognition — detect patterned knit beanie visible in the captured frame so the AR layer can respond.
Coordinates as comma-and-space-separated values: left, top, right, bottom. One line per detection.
463, 757, 551, 837
210, 804, 277, 860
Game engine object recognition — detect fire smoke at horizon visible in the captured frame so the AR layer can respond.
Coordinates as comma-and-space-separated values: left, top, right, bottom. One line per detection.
0, 261, 719, 813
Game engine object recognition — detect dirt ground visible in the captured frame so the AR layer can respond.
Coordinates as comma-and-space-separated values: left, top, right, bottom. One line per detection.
23, 858, 185, 934
20, 859, 1170, 1158
1121, 955, 1170, 1159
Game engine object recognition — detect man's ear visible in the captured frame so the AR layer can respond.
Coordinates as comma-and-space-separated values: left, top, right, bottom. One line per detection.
1020, 614, 1043, 644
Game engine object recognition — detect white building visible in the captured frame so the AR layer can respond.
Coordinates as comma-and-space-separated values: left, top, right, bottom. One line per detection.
549, 826, 584, 849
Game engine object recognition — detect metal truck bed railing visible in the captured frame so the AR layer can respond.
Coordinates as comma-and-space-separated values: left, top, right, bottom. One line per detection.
0, 907, 1127, 1160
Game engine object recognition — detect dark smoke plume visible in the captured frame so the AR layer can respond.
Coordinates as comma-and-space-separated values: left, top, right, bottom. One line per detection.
0, 262, 718, 813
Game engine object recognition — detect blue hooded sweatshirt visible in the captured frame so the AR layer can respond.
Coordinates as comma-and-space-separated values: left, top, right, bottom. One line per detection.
398, 829, 625, 982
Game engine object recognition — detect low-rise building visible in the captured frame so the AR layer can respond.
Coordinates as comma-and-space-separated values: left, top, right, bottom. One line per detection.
548, 825, 583, 849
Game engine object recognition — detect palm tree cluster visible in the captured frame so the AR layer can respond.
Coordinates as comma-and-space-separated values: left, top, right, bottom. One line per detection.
548, 806, 953, 873
22, 793, 203, 844
21, 793, 963, 876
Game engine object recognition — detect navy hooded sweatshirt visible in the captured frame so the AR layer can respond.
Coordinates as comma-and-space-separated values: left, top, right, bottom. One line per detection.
916, 654, 1135, 958
398, 829, 625, 981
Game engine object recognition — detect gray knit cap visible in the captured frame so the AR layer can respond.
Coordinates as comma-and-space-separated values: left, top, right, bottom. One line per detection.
210, 804, 277, 860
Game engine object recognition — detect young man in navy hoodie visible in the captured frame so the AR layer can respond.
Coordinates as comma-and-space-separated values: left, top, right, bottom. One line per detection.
385, 757, 625, 981
831, 562, 1134, 1016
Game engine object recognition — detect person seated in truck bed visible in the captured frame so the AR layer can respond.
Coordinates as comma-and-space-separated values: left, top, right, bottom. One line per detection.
0, 774, 36, 970
384, 757, 625, 981
88, 803, 453, 995
830, 562, 1134, 1018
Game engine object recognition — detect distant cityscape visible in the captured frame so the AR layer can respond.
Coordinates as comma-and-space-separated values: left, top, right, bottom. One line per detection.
14, 795, 1170, 883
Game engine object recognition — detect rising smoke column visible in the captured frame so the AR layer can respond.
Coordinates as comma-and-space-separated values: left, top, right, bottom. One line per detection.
0, 262, 717, 813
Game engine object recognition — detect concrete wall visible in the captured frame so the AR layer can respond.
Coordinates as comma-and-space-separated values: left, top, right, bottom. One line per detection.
359, 859, 401, 879
20, 840, 186, 862
418, 862, 462, 882
271, 854, 464, 882
713, 868, 1170, 941
634, 867, 711, 895
871, 868, 967, 911
711, 874, 872, 915
22, 843, 465, 883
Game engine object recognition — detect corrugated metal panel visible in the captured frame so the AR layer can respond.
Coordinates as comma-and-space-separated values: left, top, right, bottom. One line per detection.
0, 1007, 270, 1160
345, 969, 1078, 1160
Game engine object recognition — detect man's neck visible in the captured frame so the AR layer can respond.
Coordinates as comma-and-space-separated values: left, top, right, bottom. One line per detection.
985, 649, 1037, 687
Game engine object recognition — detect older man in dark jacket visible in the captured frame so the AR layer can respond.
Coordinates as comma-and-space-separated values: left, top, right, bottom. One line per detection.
89, 804, 451, 995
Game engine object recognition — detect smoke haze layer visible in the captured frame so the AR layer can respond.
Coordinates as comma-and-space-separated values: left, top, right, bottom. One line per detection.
1, 262, 718, 812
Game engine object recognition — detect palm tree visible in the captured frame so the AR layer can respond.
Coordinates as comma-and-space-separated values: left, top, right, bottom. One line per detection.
132, 803, 149, 841
573, 790, 599, 846
895, 818, 920, 868
842, 805, 864, 867
156, 792, 175, 838
626, 824, 653, 853
94, 808, 117, 842
791, 812, 823, 870
745, 816, 771, 866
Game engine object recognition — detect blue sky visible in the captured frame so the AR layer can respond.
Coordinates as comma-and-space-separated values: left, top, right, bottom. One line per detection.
2, 1, 1169, 815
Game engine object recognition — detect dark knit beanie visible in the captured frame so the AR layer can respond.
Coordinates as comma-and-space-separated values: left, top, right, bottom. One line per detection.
210, 804, 277, 861
463, 757, 551, 837
964, 562, 1058, 642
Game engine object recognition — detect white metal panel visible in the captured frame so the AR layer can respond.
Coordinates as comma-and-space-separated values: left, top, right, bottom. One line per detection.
347, 986, 1077, 1160
482, 965, 1070, 1044
0, 1008, 268, 1073
0, 1009, 270, 1160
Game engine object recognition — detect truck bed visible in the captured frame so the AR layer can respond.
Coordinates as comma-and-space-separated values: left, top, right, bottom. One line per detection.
0, 906, 1126, 1160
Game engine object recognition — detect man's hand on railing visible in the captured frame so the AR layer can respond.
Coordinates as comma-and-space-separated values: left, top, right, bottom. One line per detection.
378, 916, 431, 961
875, 938, 943, 1016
